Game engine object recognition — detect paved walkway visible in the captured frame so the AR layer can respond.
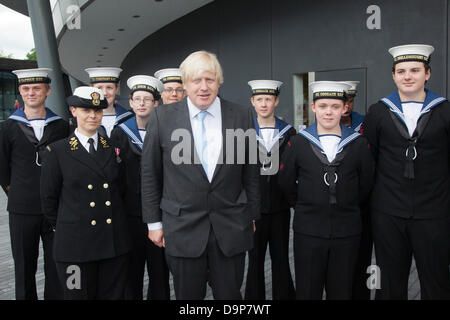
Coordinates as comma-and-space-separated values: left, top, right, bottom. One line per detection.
0, 192, 420, 300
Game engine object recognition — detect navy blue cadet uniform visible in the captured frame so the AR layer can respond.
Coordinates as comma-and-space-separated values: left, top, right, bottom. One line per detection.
111, 117, 170, 300
0, 108, 68, 300
245, 116, 296, 300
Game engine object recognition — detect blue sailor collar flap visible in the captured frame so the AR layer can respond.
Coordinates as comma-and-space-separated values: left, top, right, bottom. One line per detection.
114, 103, 134, 124
254, 116, 293, 152
299, 123, 361, 153
380, 89, 447, 125
350, 111, 365, 132
9, 107, 62, 126
118, 116, 143, 150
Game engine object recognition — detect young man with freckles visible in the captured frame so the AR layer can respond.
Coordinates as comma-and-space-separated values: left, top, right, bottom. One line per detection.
363, 44, 450, 299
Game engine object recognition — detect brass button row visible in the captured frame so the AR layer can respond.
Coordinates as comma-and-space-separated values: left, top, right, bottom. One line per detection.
89, 201, 112, 208
87, 183, 109, 190
91, 218, 112, 226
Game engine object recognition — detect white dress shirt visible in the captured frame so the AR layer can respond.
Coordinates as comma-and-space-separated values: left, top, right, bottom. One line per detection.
188, 96, 222, 182
74, 128, 98, 152
147, 96, 223, 231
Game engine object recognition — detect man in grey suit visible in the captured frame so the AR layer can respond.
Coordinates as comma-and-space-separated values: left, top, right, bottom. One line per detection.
141, 51, 260, 300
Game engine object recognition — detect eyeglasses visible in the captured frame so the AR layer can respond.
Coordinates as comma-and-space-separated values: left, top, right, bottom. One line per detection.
133, 97, 154, 104
164, 88, 185, 95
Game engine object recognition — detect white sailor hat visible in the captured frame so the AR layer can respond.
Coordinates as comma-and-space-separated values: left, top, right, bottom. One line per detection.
388, 44, 434, 65
154, 68, 183, 84
341, 81, 360, 97
67, 86, 108, 109
248, 80, 283, 96
12, 68, 52, 85
85, 67, 122, 84
309, 81, 352, 101
127, 75, 164, 98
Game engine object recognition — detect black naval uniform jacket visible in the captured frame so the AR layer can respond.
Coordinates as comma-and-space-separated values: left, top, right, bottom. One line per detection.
254, 117, 297, 214
40, 133, 131, 263
110, 117, 143, 217
363, 90, 450, 219
0, 108, 69, 214
279, 124, 374, 238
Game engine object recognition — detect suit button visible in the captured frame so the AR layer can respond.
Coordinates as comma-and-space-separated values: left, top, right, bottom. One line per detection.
103, 183, 109, 189
105, 201, 111, 207
91, 220, 97, 226
90, 202, 96, 208
106, 218, 112, 224
88, 184, 93, 190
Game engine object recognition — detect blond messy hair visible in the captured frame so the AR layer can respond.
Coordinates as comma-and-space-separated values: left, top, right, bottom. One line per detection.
179, 50, 224, 85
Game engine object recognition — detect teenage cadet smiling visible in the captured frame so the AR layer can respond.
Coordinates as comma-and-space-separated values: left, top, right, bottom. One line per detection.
392, 61, 431, 101
311, 98, 348, 135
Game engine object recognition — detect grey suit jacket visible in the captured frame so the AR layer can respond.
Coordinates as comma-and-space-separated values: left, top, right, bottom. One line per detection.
141, 97, 260, 258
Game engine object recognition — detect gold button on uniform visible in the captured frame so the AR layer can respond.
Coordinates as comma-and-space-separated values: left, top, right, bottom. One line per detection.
88, 184, 93, 190
103, 183, 109, 189
90, 202, 96, 208
105, 201, 111, 207
106, 218, 112, 224
91, 220, 96, 226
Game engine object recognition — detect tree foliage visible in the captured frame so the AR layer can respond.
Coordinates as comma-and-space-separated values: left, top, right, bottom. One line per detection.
26, 48, 37, 61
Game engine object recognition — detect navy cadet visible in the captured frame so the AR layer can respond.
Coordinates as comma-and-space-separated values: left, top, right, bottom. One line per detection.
85, 67, 133, 137
154, 68, 186, 105
339, 81, 373, 300
0, 68, 68, 300
110, 75, 171, 300
244, 80, 296, 300
340, 81, 364, 133
279, 81, 374, 299
363, 44, 450, 299
40, 87, 131, 300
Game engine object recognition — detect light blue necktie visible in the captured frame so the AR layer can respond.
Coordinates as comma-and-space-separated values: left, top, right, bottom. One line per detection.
196, 110, 208, 175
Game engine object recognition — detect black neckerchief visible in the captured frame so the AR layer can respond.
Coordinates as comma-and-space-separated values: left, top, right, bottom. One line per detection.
388, 110, 431, 179
309, 142, 348, 205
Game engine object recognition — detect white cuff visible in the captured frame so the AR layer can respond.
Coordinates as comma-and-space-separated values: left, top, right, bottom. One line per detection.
147, 222, 163, 231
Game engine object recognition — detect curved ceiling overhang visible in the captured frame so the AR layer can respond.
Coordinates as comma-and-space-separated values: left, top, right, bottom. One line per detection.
57, 0, 213, 83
